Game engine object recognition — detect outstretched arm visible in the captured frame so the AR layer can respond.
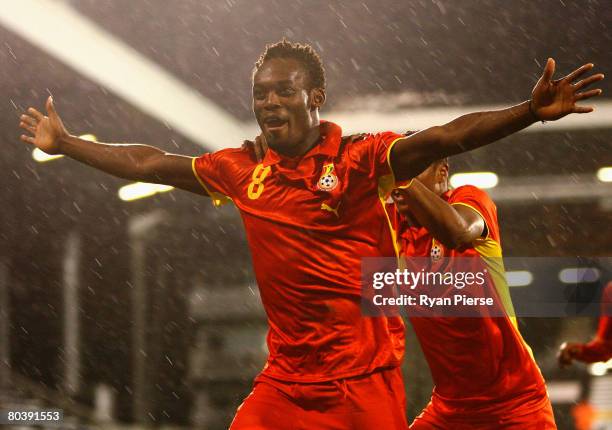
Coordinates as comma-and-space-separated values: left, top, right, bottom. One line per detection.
19, 96, 206, 195
392, 182, 485, 249
390, 59, 604, 181
558, 338, 612, 367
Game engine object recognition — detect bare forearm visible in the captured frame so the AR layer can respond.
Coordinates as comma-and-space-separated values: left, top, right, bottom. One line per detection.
58, 135, 165, 182
436, 101, 535, 156
402, 181, 473, 248
391, 101, 536, 181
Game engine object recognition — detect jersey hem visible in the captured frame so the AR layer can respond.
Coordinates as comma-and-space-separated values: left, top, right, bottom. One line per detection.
431, 383, 551, 420
257, 360, 403, 384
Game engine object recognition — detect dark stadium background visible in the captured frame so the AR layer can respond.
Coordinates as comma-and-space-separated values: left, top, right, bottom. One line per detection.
1, 1, 610, 429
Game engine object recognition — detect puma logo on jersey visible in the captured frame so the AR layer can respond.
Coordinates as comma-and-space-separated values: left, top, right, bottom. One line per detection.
321, 202, 341, 218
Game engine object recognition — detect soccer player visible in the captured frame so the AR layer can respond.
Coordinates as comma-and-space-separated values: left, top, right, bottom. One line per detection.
558, 281, 612, 366
392, 159, 557, 429
18, 40, 602, 428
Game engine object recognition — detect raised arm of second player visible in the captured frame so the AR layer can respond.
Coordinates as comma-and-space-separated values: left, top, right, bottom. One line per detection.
390, 59, 604, 182
19, 97, 207, 196
392, 181, 485, 250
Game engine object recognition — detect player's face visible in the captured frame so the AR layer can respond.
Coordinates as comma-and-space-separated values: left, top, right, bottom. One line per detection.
253, 58, 320, 154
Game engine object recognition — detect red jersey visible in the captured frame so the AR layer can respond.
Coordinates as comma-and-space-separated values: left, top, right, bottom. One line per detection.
397, 185, 550, 419
193, 121, 405, 382
574, 281, 612, 363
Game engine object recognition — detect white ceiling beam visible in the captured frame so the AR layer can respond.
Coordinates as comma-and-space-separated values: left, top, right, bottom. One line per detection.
0, 0, 246, 150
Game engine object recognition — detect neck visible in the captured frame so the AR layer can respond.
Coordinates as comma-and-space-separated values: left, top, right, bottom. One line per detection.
278, 123, 321, 158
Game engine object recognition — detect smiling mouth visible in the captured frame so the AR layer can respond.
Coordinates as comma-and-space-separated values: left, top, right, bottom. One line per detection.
264, 117, 288, 130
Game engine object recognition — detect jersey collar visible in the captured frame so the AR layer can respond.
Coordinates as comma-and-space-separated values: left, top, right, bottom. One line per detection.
262, 120, 342, 168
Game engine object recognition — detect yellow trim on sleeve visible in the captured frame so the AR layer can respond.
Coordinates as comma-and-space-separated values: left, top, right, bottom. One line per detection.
452, 201, 535, 357
473, 238, 515, 319
379, 195, 401, 259
191, 157, 232, 207
377, 174, 401, 259
377, 137, 407, 262
395, 178, 414, 190
385, 135, 408, 191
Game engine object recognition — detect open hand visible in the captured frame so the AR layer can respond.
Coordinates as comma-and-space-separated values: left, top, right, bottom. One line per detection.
531, 59, 604, 121
19, 96, 69, 154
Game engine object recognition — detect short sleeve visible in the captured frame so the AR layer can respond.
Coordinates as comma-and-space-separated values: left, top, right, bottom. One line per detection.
449, 185, 499, 241
347, 131, 406, 196
192, 151, 234, 207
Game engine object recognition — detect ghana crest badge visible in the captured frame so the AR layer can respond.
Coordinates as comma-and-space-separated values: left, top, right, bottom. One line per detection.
317, 163, 338, 191
430, 241, 443, 262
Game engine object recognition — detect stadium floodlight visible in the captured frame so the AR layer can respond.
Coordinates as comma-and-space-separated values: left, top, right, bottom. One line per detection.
505, 271, 533, 287
79, 134, 98, 142
32, 148, 64, 163
597, 167, 612, 182
118, 182, 174, 202
588, 360, 611, 376
558, 267, 601, 284
450, 172, 498, 189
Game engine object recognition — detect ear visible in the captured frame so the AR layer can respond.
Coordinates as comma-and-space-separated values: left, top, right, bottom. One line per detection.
310, 88, 326, 110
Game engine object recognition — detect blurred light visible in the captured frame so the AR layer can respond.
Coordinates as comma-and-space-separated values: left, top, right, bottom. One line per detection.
506, 271, 533, 287
118, 182, 174, 201
32, 147, 64, 163
79, 134, 98, 142
545, 381, 581, 403
597, 167, 612, 182
450, 172, 498, 189
588, 360, 611, 376
558, 267, 601, 284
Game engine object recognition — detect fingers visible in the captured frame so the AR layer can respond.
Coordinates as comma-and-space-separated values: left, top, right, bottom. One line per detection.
573, 73, 605, 90
254, 135, 265, 162
572, 105, 594, 114
241, 139, 253, 151
575, 88, 603, 101
541, 58, 556, 82
562, 63, 594, 83
27, 107, 44, 121
46, 96, 58, 117
20, 134, 35, 145
260, 133, 269, 152
19, 121, 36, 134
20, 114, 37, 127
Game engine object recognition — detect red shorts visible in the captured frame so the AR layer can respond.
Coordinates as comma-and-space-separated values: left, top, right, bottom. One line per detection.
230, 367, 409, 430
410, 400, 557, 430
